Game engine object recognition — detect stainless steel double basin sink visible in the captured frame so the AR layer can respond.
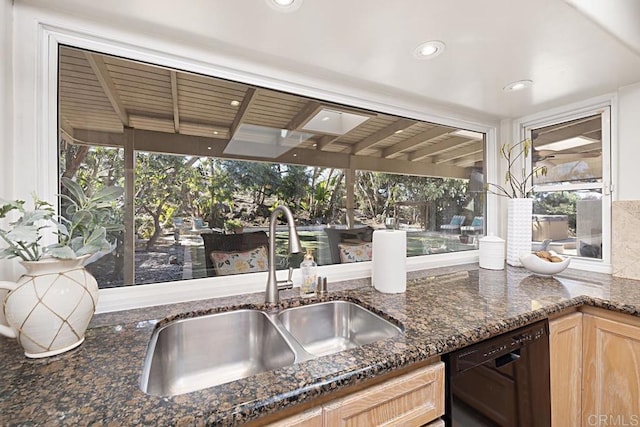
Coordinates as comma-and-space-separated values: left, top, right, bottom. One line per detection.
140, 301, 402, 396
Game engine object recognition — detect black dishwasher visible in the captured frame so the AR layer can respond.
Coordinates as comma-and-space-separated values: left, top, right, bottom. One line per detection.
444, 319, 551, 427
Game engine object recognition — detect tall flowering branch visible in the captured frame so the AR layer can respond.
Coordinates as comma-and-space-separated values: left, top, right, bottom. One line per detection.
485, 138, 548, 199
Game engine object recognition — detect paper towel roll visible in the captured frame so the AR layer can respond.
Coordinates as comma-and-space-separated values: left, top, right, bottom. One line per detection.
372, 230, 407, 293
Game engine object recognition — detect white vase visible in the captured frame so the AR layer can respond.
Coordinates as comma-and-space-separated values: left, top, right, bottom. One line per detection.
0, 256, 98, 358
507, 198, 533, 267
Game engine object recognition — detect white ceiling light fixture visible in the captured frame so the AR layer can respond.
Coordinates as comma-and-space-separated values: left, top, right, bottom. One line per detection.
413, 40, 446, 59
266, 0, 303, 12
230, 100, 241, 107
503, 80, 533, 92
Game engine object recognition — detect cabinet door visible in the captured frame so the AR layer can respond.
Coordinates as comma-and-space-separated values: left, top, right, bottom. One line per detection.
323, 362, 444, 427
549, 312, 582, 427
582, 313, 640, 424
268, 407, 323, 427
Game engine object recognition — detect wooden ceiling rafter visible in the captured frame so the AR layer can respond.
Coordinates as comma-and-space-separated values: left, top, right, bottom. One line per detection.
381, 126, 453, 158
350, 118, 416, 155
533, 118, 601, 146
433, 142, 484, 164
170, 71, 180, 133
84, 52, 130, 127
408, 136, 473, 162
285, 101, 323, 131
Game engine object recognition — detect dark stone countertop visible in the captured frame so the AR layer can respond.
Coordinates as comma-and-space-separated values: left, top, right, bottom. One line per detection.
2, 264, 640, 426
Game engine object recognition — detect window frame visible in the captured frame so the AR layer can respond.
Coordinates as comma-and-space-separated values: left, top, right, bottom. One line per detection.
515, 98, 616, 273
22, 20, 498, 312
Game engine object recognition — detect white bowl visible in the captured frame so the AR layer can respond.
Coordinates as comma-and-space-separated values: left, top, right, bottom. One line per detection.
519, 251, 570, 276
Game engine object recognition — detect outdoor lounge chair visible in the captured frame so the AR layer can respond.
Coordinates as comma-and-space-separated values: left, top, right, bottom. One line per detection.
440, 215, 466, 233
460, 216, 483, 234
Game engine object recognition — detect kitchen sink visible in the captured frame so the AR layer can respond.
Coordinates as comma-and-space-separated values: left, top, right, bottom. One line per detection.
277, 301, 402, 357
140, 301, 402, 396
140, 309, 296, 396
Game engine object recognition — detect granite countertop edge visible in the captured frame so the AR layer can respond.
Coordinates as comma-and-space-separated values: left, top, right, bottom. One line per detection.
2, 265, 640, 426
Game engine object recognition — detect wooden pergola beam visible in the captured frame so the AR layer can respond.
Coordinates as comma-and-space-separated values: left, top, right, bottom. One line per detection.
433, 142, 483, 164
408, 136, 472, 162
229, 88, 258, 139
351, 118, 415, 155
533, 118, 601, 146
382, 126, 453, 158
84, 52, 130, 127
286, 101, 322, 130
71, 128, 470, 179
170, 71, 180, 133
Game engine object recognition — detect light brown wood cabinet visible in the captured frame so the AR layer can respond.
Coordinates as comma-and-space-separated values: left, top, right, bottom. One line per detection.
550, 308, 640, 427
271, 362, 444, 427
582, 310, 640, 426
323, 362, 444, 426
269, 408, 323, 427
549, 312, 583, 427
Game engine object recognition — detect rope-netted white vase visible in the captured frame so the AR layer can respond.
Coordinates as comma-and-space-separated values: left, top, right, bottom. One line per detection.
507, 198, 533, 266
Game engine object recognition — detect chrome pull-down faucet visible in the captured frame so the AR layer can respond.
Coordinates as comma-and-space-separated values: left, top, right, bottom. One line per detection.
265, 205, 303, 304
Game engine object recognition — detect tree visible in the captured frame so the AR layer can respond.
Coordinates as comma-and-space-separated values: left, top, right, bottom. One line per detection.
135, 153, 195, 249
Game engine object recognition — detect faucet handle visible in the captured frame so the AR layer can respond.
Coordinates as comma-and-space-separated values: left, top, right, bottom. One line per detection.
276, 267, 295, 291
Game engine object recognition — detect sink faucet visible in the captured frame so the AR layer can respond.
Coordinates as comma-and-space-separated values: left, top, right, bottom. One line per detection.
266, 205, 303, 304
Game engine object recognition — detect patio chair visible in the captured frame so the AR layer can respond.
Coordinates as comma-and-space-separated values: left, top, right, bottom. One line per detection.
201, 231, 269, 277
440, 215, 466, 233
460, 216, 483, 234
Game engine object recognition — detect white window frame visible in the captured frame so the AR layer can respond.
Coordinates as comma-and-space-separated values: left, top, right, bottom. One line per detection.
13, 12, 499, 312
515, 97, 616, 274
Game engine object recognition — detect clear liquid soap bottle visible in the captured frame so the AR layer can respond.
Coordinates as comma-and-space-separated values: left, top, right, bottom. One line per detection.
300, 249, 318, 297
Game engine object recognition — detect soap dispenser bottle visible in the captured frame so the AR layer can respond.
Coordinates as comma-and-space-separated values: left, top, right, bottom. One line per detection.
300, 249, 318, 297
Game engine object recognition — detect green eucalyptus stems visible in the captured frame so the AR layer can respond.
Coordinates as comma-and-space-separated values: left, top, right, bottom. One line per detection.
0, 178, 123, 262
486, 138, 548, 199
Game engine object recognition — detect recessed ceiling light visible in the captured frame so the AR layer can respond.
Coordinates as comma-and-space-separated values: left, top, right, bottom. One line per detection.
413, 40, 446, 59
503, 80, 533, 92
230, 100, 241, 107
207, 146, 212, 150
394, 130, 404, 134
266, 0, 302, 12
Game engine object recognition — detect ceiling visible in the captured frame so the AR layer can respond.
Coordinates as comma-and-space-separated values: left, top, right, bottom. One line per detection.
27, 0, 640, 119
59, 46, 483, 178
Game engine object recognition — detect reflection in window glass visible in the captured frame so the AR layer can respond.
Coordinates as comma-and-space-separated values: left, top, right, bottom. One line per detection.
533, 190, 602, 259
57, 45, 486, 288
532, 115, 602, 185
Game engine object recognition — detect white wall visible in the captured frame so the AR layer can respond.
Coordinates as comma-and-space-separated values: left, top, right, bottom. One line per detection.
0, 0, 13, 281
617, 82, 640, 200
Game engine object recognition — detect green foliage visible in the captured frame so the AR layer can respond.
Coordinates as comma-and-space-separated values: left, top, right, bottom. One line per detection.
0, 179, 123, 262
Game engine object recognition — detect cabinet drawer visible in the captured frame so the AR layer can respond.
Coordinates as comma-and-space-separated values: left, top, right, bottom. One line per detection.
323, 362, 444, 426
269, 407, 323, 427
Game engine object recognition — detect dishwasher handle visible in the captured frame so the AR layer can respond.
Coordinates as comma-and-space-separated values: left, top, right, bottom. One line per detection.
494, 349, 521, 368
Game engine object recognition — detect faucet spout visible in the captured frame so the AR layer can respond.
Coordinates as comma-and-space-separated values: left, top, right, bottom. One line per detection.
266, 205, 302, 304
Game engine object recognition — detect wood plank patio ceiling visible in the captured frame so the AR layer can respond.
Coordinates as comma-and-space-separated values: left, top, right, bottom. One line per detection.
58, 46, 485, 177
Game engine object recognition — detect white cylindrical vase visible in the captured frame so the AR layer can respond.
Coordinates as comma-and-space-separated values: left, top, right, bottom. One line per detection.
507, 198, 533, 267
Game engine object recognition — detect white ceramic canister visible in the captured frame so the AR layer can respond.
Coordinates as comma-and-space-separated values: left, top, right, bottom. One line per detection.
479, 235, 505, 270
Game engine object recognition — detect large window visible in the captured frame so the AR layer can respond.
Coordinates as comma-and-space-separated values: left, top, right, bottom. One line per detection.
58, 46, 486, 288
528, 110, 610, 263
